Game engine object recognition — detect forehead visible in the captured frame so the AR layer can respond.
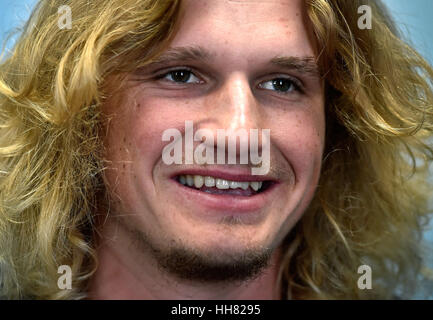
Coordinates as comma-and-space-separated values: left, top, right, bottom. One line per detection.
170, 0, 316, 61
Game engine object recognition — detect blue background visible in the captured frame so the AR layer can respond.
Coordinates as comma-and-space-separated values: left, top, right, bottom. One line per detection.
0, 0, 432, 297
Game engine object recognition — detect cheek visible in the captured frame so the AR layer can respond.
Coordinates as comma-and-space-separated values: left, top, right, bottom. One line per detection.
132, 105, 185, 170
100, 113, 135, 206
103, 85, 193, 183
272, 109, 325, 182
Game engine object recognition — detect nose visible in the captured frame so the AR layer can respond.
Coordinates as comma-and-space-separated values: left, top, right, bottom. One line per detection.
196, 73, 265, 164
205, 73, 262, 133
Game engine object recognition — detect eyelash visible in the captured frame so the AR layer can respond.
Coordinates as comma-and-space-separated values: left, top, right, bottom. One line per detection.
258, 77, 304, 95
156, 67, 202, 84
155, 67, 304, 95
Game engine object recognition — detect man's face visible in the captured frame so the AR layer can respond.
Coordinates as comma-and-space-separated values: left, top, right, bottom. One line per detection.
101, 0, 325, 281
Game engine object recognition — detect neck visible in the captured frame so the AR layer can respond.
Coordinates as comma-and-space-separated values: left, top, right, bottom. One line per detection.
87, 219, 282, 300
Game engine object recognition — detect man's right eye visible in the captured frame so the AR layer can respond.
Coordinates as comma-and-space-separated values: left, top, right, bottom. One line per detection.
158, 69, 202, 84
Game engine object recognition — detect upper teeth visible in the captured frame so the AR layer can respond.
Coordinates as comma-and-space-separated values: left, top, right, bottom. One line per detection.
178, 175, 263, 191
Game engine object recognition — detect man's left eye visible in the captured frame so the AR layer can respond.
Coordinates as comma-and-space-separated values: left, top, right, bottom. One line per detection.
259, 78, 301, 94
161, 69, 202, 84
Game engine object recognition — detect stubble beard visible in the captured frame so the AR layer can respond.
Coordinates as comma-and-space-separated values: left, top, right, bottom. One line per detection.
120, 217, 274, 284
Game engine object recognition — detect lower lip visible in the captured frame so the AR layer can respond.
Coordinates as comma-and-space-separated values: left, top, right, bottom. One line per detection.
169, 179, 280, 220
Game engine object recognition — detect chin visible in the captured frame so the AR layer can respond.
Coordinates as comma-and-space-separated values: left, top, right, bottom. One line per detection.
149, 237, 274, 283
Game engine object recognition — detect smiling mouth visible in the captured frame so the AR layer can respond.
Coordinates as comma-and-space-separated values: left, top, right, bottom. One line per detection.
175, 174, 274, 196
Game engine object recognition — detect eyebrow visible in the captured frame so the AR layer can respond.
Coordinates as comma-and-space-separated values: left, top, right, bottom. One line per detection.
147, 46, 213, 66
270, 56, 320, 78
146, 46, 320, 78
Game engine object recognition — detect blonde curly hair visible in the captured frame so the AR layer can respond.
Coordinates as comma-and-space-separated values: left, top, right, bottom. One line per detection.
0, 0, 432, 299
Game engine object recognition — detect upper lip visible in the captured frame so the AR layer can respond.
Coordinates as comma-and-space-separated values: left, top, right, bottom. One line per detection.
169, 166, 279, 182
